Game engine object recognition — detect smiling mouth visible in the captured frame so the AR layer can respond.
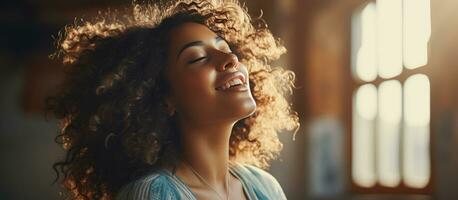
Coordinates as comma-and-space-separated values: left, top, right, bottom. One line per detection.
215, 79, 246, 91
215, 70, 247, 91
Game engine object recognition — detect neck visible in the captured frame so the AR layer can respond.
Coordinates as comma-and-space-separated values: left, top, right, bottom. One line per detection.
177, 118, 235, 186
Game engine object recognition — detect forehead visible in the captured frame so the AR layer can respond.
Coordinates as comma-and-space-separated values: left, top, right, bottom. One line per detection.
168, 22, 218, 55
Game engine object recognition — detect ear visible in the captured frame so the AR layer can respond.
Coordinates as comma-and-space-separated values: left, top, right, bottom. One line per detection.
163, 96, 176, 116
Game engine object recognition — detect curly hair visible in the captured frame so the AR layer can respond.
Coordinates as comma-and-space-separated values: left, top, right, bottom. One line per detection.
46, 0, 300, 199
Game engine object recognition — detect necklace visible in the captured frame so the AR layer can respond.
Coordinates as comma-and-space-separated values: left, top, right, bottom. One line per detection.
183, 159, 230, 200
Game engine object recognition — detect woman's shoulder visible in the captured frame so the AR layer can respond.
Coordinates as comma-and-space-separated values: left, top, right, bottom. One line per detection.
115, 170, 180, 200
235, 163, 277, 181
232, 163, 287, 199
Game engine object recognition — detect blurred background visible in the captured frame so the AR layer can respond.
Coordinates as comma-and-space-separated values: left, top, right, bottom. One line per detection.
1, 0, 457, 199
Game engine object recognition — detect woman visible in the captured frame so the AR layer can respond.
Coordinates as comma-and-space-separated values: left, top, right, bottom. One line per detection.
47, 0, 299, 199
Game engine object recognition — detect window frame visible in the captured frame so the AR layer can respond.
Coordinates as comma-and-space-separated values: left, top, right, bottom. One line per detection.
346, 0, 434, 194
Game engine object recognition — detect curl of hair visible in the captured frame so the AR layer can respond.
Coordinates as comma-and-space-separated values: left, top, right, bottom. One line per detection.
46, 0, 300, 199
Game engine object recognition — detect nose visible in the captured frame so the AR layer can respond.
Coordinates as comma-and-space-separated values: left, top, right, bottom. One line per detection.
216, 52, 239, 72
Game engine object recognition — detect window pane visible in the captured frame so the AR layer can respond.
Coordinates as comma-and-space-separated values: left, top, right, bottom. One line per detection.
403, 0, 431, 69
352, 84, 377, 187
377, 80, 402, 187
403, 74, 431, 188
377, 0, 403, 78
404, 74, 430, 126
352, 2, 377, 82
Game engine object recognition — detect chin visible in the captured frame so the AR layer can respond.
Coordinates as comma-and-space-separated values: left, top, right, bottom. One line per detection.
211, 93, 257, 122
234, 98, 257, 120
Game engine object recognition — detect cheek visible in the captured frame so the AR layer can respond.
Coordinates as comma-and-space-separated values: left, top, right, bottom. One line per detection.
183, 69, 214, 91
172, 69, 217, 106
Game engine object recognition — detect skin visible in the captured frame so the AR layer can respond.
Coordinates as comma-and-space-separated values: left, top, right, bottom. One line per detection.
163, 22, 256, 199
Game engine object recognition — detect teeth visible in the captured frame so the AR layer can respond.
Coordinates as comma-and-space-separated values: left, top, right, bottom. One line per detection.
217, 78, 245, 91
232, 79, 243, 86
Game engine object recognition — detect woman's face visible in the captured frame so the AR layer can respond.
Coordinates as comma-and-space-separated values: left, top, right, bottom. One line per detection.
165, 22, 256, 125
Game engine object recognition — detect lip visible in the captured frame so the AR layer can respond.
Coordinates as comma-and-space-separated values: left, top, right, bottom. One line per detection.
219, 84, 249, 92
214, 70, 247, 91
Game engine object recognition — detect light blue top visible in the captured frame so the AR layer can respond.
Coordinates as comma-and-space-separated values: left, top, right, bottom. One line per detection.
115, 163, 287, 200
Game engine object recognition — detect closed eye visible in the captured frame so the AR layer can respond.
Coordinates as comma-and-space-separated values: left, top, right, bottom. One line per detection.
188, 56, 207, 64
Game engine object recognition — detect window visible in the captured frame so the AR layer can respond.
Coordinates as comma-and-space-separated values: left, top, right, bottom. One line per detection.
350, 0, 432, 193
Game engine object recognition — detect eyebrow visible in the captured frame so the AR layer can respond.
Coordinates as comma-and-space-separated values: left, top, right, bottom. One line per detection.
176, 36, 224, 60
